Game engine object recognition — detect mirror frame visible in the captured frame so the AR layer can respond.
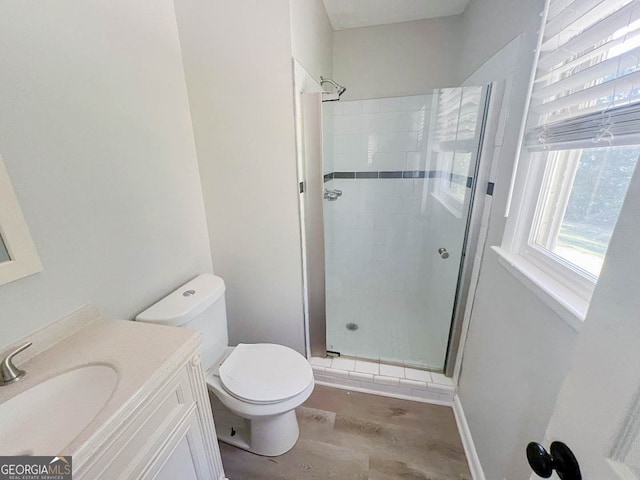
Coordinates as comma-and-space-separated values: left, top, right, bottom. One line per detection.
0, 155, 42, 285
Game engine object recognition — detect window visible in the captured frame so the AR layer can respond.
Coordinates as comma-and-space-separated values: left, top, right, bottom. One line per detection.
499, 0, 640, 322
430, 87, 485, 217
531, 145, 639, 277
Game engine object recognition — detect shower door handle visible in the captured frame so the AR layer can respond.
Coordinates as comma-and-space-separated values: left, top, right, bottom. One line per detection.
438, 248, 449, 259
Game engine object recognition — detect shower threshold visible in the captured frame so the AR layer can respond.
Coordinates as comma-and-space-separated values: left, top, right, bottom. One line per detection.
327, 353, 443, 373
308, 355, 455, 405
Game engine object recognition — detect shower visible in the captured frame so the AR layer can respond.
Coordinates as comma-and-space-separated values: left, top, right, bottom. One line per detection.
316, 86, 491, 373
320, 77, 346, 102
293, 58, 491, 374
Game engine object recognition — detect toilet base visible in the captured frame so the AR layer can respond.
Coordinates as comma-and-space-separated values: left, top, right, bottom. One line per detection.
208, 392, 301, 456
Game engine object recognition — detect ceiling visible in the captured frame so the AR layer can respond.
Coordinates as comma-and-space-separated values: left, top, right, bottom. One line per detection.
322, 0, 471, 30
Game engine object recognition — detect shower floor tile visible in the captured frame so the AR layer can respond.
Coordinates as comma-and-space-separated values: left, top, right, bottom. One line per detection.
219, 384, 471, 480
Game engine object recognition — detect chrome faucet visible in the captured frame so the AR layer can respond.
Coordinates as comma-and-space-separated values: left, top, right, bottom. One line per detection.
0, 342, 32, 386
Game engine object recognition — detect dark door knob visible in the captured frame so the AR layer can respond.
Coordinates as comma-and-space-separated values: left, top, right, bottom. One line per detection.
527, 441, 581, 480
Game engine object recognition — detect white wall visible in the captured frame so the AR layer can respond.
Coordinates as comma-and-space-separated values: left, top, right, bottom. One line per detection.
173, 0, 306, 353
290, 0, 334, 83
454, 1, 581, 478
457, 0, 542, 82
0, 0, 212, 345
333, 18, 462, 101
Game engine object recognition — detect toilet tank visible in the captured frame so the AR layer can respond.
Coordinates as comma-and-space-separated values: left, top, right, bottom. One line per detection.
136, 274, 229, 369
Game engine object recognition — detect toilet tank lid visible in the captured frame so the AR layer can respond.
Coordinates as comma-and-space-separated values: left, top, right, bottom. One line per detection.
136, 274, 225, 327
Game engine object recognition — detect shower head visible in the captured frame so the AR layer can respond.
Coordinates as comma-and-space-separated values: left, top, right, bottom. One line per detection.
320, 77, 347, 97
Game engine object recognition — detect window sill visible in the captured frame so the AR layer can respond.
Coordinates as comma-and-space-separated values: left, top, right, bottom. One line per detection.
492, 246, 586, 332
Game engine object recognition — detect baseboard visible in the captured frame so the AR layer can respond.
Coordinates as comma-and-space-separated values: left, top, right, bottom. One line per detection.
452, 394, 485, 480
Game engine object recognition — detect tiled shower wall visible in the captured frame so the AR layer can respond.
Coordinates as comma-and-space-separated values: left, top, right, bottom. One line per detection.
330, 95, 430, 173
322, 95, 467, 370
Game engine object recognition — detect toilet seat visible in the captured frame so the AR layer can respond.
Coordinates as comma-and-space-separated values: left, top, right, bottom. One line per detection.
218, 343, 313, 405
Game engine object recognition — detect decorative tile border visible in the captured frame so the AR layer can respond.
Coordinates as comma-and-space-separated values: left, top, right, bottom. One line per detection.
378, 171, 403, 178
355, 171, 378, 179
309, 356, 456, 405
403, 170, 431, 178
323, 170, 473, 187
333, 171, 355, 179
323, 170, 496, 197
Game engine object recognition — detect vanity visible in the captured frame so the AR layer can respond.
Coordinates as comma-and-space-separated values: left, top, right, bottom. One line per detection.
0, 306, 227, 480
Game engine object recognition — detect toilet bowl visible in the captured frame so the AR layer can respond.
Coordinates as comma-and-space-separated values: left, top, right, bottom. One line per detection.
136, 274, 314, 456
205, 343, 314, 456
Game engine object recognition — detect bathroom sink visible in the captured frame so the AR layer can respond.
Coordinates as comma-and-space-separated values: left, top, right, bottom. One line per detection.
0, 365, 118, 456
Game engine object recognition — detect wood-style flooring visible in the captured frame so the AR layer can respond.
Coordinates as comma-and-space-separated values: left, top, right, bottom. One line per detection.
219, 385, 471, 480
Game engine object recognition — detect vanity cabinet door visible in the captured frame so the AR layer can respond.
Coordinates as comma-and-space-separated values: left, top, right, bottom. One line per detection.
153, 434, 199, 480
149, 408, 214, 480
145, 357, 226, 480
76, 354, 225, 480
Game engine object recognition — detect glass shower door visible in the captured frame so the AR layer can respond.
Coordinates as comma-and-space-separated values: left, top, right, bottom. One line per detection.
322, 86, 488, 371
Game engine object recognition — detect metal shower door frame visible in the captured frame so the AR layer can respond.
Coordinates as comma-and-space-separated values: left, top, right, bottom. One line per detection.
444, 81, 502, 377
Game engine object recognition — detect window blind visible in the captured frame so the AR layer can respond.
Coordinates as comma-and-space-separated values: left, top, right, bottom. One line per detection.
524, 0, 640, 150
433, 87, 483, 152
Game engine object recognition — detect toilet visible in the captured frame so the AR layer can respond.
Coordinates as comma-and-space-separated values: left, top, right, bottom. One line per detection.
136, 274, 314, 456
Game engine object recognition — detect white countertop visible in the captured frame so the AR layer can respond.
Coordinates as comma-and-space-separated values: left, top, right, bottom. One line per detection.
0, 306, 202, 467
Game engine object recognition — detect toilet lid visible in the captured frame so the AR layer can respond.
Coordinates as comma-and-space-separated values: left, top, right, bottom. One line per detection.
219, 343, 313, 404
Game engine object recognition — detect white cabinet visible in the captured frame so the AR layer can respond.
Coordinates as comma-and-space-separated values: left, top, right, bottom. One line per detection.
77, 352, 226, 480
153, 431, 199, 480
